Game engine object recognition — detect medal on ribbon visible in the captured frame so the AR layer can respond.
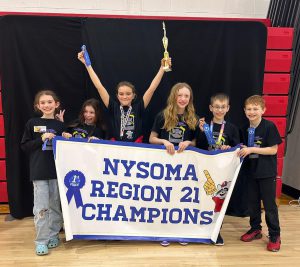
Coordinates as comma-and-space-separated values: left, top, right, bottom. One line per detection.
203, 123, 216, 146
120, 106, 132, 138
64, 170, 86, 208
214, 121, 226, 146
248, 127, 255, 147
42, 139, 49, 151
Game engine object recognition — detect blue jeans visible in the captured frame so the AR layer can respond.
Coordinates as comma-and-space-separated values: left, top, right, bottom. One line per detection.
33, 180, 63, 245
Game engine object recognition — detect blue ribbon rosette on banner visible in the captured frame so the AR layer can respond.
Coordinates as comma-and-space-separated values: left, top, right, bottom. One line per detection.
64, 170, 86, 208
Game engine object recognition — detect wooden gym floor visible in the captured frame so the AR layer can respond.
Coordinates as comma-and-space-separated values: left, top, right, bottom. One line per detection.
0, 196, 299, 267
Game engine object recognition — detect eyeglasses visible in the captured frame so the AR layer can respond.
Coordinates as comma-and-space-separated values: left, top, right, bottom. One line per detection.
211, 105, 228, 110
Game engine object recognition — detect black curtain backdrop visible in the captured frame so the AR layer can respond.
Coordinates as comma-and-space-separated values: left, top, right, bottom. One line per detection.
0, 15, 266, 219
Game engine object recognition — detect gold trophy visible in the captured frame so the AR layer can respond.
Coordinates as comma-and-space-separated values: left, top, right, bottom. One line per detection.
162, 21, 171, 72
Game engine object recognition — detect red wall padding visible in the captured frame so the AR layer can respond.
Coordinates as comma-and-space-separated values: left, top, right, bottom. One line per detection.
277, 157, 283, 176
263, 73, 290, 94
263, 95, 288, 116
276, 177, 282, 198
264, 117, 286, 137
0, 93, 2, 114
0, 182, 8, 202
0, 114, 4, 136
267, 27, 294, 50
0, 138, 5, 158
264, 51, 293, 72
0, 160, 6, 181
277, 139, 285, 158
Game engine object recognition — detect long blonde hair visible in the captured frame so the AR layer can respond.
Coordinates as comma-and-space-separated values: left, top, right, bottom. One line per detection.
163, 83, 197, 131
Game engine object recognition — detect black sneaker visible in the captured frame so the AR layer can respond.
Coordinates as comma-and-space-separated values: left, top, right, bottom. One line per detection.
215, 234, 224, 246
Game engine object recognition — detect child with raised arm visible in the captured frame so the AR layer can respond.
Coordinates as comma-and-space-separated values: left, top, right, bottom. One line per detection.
238, 95, 282, 252
21, 90, 65, 256
149, 82, 198, 246
78, 47, 170, 142
195, 93, 240, 246
62, 98, 105, 140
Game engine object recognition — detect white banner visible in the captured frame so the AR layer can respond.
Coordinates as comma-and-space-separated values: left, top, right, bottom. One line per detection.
53, 137, 242, 243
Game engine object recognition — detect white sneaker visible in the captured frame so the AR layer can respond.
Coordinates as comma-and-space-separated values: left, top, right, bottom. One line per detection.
160, 241, 170, 247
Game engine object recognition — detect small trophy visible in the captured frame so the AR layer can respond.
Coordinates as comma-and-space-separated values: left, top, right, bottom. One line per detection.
162, 21, 171, 72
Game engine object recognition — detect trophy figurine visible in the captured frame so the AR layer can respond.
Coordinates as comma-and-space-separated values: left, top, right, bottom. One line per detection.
162, 21, 171, 72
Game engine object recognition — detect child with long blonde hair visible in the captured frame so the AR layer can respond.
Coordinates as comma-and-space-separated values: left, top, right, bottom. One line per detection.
149, 82, 198, 246
149, 82, 198, 155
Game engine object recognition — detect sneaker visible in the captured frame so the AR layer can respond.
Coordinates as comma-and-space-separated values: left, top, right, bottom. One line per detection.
240, 229, 262, 242
267, 236, 281, 252
178, 242, 188, 246
215, 234, 224, 246
48, 237, 60, 249
160, 241, 170, 247
35, 244, 48, 256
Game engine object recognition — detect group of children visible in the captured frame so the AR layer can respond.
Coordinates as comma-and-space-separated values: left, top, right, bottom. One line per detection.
21, 48, 282, 256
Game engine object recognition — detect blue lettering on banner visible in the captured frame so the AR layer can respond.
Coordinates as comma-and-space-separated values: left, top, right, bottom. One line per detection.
82, 203, 95, 220
96, 204, 112, 221
90, 180, 172, 202
165, 164, 182, 180
101, 158, 198, 182
112, 205, 129, 221
200, 211, 214, 225
169, 208, 182, 223
136, 162, 149, 178
129, 206, 147, 222
81, 204, 213, 225
120, 160, 136, 177
77, 157, 215, 227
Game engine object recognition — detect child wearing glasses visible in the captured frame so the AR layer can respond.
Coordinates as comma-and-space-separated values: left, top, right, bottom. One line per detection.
195, 93, 240, 245
196, 93, 240, 151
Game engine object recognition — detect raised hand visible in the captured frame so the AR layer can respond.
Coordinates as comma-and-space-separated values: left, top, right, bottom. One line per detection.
161, 57, 172, 68
55, 109, 65, 122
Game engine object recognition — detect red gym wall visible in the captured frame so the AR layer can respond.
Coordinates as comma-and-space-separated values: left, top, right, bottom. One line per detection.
263, 27, 294, 199
0, 83, 7, 203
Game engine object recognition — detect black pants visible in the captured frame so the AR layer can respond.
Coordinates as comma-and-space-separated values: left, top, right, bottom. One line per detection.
247, 176, 280, 237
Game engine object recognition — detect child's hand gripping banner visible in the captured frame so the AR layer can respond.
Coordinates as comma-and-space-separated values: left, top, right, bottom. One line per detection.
53, 137, 242, 244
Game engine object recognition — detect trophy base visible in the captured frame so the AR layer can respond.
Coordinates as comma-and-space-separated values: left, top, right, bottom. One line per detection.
163, 66, 172, 72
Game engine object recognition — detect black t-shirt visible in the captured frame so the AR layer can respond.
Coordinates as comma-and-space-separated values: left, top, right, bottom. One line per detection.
21, 117, 65, 181
107, 98, 145, 142
240, 118, 282, 179
196, 120, 240, 150
66, 121, 104, 139
151, 112, 196, 145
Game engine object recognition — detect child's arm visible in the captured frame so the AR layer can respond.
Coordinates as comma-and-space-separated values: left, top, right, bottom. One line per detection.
143, 58, 171, 108
21, 123, 55, 153
78, 51, 110, 108
238, 144, 278, 158
149, 131, 175, 155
